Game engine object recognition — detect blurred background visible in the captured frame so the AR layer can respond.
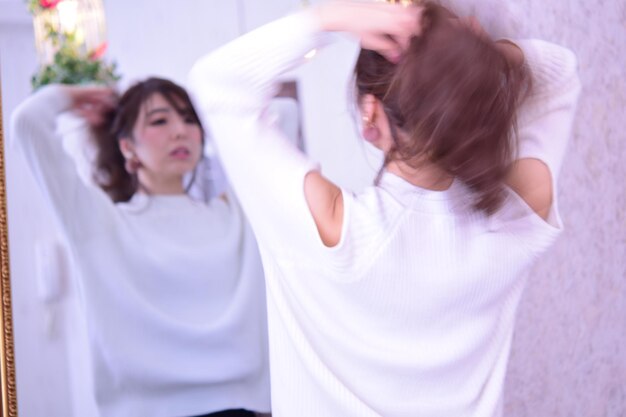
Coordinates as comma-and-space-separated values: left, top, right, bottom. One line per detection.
0, 0, 624, 415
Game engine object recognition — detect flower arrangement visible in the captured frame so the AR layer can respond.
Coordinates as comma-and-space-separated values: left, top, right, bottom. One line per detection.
26, 0, 62, 14
25, 0, 120, 89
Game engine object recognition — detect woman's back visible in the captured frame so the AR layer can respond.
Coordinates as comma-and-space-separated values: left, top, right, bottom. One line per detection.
261, 171, 557, 416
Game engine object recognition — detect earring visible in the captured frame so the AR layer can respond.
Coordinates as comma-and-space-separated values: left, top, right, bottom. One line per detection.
123, 153, 141, 174
362, 115, 381, 143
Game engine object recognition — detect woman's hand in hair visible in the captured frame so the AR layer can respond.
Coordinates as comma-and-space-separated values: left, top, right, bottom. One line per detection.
67, 85, 117, 127
314, 1, 421, 63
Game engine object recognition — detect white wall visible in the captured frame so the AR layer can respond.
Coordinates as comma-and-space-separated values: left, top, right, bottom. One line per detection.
103, 1, 239, 88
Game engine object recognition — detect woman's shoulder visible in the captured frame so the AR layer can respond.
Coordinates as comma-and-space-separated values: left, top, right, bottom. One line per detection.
487, 186, 563, 254
345, 184, 406, 226
324, 184, 408, 259
112, 193, 248, 249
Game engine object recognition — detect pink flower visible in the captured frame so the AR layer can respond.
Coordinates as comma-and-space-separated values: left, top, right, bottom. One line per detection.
39, 0, 62, 9
89, 42, 108, 61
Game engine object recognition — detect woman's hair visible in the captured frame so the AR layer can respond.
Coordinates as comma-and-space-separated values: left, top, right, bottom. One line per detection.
355, 2, 530, 214
92, 77, 205, 203
437, 0, 525, 39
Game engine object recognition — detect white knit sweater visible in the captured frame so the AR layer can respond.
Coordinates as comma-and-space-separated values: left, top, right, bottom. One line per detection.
11, 85, 271, 417
189, 12, 580, 417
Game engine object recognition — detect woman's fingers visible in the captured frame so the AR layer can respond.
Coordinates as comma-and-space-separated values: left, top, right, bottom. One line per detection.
69, 86, 117, 126
318, 1, 422, 62
77, 103, 110, 127
382, 4, 423, 37
359, 2, 422, 40
70, 86, 116, 108
319, 1, 422, 38
360, 34, 404, 63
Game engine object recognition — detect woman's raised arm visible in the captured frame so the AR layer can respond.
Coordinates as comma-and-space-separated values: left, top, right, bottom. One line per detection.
188, 2, 419, 250
504, 40, 581, 223
11, 85, 116, 238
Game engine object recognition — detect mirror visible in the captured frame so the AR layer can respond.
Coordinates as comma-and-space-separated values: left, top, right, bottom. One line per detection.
0, 72, 19, 417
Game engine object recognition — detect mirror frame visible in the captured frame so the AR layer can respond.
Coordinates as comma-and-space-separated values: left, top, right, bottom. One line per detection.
0, 74, 19, 417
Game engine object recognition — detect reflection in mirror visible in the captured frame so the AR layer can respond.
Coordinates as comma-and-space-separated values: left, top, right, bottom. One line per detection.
1, 1, 312, 416
11, 78, 272, 417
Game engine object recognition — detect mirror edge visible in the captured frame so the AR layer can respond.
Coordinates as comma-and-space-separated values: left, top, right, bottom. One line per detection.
0, 70, 18, 417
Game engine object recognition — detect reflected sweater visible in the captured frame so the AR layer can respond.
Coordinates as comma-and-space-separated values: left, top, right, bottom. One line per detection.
189, 11, 580, 417
11, 86, 271, 417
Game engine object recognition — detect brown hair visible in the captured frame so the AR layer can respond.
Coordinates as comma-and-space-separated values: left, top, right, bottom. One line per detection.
355, 2, 529, 214
92, 77, 205, 203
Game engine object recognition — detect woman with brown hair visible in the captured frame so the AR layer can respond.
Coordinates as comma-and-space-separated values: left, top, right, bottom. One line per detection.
11, 78, 270, 417
189, 1, 580, 416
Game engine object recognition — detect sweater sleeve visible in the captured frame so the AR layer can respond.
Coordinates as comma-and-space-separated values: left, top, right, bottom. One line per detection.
188, 12, 333, 252
11, 84, 113, 239
514, 39, 581, 177
509, 39, 581, 228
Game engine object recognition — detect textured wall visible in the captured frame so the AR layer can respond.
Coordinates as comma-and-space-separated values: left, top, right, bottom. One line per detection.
503, 1, 626, 416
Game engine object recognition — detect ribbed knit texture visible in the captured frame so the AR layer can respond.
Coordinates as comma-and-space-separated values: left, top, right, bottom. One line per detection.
189, 11, 580, 417
11, 85, 271, 417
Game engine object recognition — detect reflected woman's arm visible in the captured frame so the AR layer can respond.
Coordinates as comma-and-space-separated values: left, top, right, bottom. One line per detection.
10, 85, 115, 238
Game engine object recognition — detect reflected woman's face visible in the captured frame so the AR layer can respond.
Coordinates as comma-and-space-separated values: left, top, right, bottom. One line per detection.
129, 92, 203, 182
